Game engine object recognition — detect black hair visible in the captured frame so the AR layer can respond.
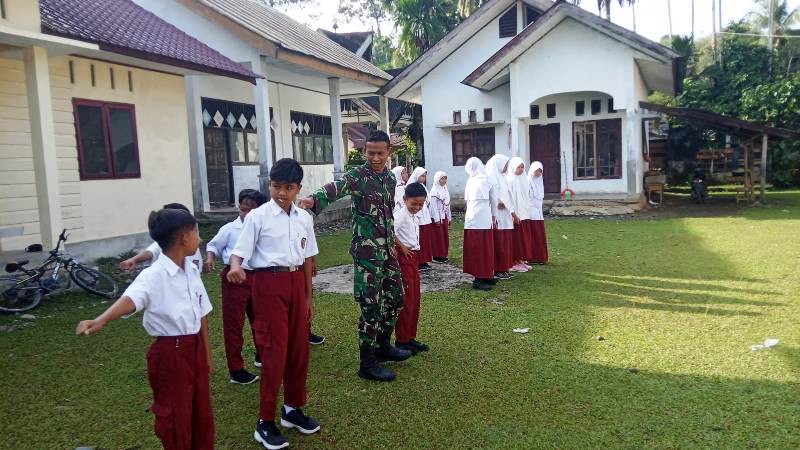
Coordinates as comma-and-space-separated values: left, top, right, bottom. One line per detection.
270, 158, 304, 184
250, 191, 268, 206
238, 189, 257, 204
366, 130, 390, 148
404, 182, 427, 199
148, 208, 197, 251
162, 202, 190, 213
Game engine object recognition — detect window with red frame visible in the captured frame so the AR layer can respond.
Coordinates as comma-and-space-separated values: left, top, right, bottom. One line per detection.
73, 99, 140, 180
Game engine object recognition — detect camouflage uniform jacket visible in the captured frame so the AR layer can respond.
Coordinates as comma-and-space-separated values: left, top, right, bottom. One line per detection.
311, 164, 396, 261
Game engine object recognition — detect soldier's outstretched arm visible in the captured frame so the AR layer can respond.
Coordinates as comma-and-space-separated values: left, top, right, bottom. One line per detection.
303, 175, 355, 215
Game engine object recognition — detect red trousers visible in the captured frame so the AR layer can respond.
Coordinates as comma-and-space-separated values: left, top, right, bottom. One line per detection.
494, 229, 514, 272
530, 220, 549, 263
430, 221, 450, 258
514, 221, 534, 262
418, 223, 434, 264
251, 271, 310, 421
220, 267, 255, 372
147, 334, 215, 450
463, 229, 495, 279
395, 246, 420, 343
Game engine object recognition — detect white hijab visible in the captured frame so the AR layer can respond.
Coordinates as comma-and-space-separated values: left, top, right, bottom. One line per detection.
529, 161, 545, 201
429, 171, 450, 205
408, 167, 428, 192
485, 154, 512, 206
506, 157, 530, 220
391, 166, 407, 185
464, 157, 489, 201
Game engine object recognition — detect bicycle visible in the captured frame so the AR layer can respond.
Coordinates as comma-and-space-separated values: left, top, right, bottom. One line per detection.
0, 229, 118, 313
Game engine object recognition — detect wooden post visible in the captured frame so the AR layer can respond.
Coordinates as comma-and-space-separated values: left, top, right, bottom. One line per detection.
760, 133, 768, 203
329, 77, 345, 180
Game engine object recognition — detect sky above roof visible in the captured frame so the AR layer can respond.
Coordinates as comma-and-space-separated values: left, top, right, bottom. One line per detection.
284, 0, 799, 44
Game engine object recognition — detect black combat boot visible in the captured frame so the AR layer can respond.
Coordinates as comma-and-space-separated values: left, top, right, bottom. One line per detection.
358, 343, 396, 382
375, 329, 412, 363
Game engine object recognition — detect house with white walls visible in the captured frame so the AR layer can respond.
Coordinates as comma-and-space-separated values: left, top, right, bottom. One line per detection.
132, 0, 394, 210
0, 0, 256, 255
380, 0, 680, 201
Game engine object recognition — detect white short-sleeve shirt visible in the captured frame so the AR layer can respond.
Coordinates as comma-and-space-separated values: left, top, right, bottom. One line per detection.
232, 200, 319, 268
394, 206, 420, 251
123, 255, 212, 336
206, 217, 251, 269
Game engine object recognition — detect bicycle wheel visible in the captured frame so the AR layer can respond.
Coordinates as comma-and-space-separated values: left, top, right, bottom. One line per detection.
70, 264, 118, 298
0, 276, 43, 313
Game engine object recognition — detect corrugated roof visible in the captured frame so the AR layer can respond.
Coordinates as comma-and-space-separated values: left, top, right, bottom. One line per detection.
197, 0, 391, 81
40, 0, 258, 82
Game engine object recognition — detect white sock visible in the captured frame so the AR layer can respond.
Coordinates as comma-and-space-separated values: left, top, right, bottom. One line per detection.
284, 405, 296, 414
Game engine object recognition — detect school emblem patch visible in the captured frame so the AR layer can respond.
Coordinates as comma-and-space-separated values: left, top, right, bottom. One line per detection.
301, 237, 306, 249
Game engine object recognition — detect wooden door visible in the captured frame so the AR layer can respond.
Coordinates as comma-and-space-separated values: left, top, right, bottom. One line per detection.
204, 128, 233, 207
529, 124, 561, 193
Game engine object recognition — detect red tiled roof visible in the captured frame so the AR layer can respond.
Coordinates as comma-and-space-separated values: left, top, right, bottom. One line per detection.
40, 0, 259, 83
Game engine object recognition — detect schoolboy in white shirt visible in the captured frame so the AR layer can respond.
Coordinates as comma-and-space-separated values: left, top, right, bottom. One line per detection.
205, 189, 266, 385
393, 182, 430, 354
228, 158, 321, 450
76, 208, 215, 450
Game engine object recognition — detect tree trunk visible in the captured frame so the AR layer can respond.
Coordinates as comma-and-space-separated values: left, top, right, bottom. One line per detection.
631, 2, 637, 32
667, 0, 673, 40
718, 0, 724, 68
691, 0, 695, 42
711, 0, 717, 63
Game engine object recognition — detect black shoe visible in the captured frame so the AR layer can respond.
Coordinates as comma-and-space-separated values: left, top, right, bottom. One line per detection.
395, 341, 418, 355
254, 420, 288, 450
309, 333, 326, 345
409, 339, 429, 352
432, 257, 449, 263
230, 369, 259, 385
486, 278, 498, 285
254, 353, 262, 368
419, 263, 432, 272
358, 344, 396, 382
376, 332, 412, 362
280, 406, 320, 435
473, 280, 492, 291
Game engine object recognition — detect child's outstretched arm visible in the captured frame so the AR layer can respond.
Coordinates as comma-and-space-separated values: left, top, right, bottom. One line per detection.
119, 250, 154, 271
75, 296, 136, 336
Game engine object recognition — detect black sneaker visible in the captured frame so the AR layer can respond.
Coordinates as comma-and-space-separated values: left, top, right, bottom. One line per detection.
472, 280, 492, 291
395, 341, 418, 355
495, 272, 513, 280
230, 369, 259, 385
419, 263, 432, 272
309, 333, 326, 345
254, 353, 262, 368
254, 420, 288, 449
409, 339, 429, 352
432, 257, 449, 264
280, 406, 321, 435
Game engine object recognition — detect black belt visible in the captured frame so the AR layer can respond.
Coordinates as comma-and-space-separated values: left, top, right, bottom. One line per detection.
251, 266, 302, 273
224, 265, 254, 273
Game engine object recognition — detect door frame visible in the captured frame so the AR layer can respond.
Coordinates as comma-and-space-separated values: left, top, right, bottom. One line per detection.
529, 123, 562, 194
203, 127, 235, 208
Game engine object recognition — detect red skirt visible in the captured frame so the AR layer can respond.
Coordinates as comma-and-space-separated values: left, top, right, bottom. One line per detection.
418, 223, 434, 264
529, 220, 549, 264
430, 221, 449, 258
513, 221, 534, 262
463, 229, 495, 279
493, 229, 514, 272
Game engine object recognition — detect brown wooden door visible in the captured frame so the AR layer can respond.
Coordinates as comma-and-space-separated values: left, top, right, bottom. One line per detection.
529, 124, 561, 194
204, 128, 233, 207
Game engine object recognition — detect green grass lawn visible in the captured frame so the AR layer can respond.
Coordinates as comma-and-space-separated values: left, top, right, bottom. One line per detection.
1, 193, 799, 449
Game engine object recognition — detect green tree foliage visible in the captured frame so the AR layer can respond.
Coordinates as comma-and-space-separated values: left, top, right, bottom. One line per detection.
337, 0, 390, 37
388, 0, 459, 66
371, 35, 397, 70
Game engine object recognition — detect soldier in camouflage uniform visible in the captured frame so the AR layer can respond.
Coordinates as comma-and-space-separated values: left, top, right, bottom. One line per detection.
299, 130, 411, 382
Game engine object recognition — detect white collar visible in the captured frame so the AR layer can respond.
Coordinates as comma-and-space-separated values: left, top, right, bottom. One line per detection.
266, 199, 298, 217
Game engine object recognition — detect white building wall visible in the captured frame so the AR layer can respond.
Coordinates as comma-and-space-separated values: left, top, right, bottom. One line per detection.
419, 7, 517, 196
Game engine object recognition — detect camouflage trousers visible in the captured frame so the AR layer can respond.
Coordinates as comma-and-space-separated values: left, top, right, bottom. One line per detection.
353, 256, 405, 347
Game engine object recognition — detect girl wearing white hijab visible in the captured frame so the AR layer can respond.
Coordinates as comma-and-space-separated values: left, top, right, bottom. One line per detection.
528, 161, 549, 263
463, 157, 496, 291
408, 167, 434, 271
485, 154, 517, 280
428, 171, 451, 263
505, 157, 533, 272
391, 166, 409, 212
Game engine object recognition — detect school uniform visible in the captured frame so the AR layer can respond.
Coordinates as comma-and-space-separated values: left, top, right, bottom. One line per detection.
428, 171, 451, 260
528, 162, 550, 264
123, 256, 215, 450
408, 167, 434, 264
232, 199, 318, 422
147, 241, 202, 271
463, 158, 496, 280
486, 155, 515, 273
393, 206, 421, 344
391, 166, 407, 213
206, 217, 256, 373
506, 158, 534, 263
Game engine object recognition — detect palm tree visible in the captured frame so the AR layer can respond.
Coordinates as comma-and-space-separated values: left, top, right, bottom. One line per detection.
456, 0, 489, 18
389, 0, 458, 65
691, 0, 695, 42
748, 0, 800, 48
571, 0, 636, 22
667, 0, 673, 40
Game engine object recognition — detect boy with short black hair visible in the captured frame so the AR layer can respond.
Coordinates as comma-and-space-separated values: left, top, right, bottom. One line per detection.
228, 158, 320, 449
205, 189, 267, 385
76, 208, 215, 449
394, 182, 430, 354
